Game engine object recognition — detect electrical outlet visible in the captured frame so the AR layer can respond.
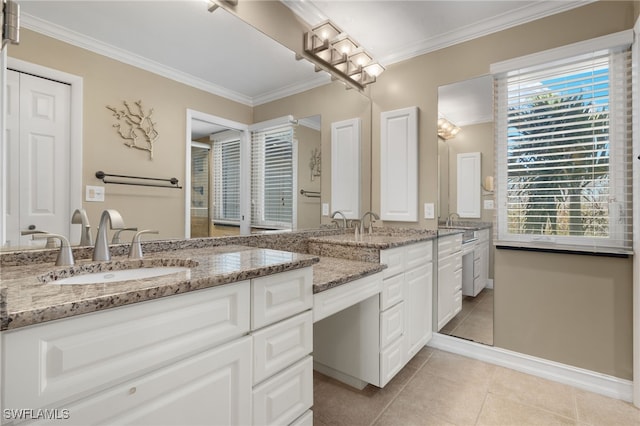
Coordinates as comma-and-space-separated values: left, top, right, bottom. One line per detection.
86, 185, 105, 202
322, 203, 330, 216
424, 203, 435, 219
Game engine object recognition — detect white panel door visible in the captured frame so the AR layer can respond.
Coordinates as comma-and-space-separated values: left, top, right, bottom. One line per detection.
6, 70, 71, 247
5, 69, 20, 246
380, 106, 418, 222
331, 118, 361, 219
457, 152, 481, 218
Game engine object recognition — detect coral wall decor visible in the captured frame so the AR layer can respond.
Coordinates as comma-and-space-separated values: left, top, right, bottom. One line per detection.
106, 100, 159, 159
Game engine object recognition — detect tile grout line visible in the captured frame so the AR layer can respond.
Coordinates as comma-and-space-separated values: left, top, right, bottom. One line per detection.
368, 348, 436, 426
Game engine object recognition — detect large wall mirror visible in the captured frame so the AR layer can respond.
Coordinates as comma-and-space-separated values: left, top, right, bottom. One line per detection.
1, 2, 371, 250
437, 75, 495, 346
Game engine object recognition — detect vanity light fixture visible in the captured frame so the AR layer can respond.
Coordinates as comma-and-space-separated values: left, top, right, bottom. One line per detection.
303, 20, 385, 91
437, 117, 461, 140
206, 0, 238, 13
2, 0, 20, 48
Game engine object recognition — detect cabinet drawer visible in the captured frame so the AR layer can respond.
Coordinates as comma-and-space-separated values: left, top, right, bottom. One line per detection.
380, 335, 405, 388
3, 282, 250, 410
405, 241, 433, 270
437, 234, 462, 258
380, 301, 405, 348
454, 268, 462, 292
30, 336, 253, 426
453, 290, 462, 316
290, 410, 313, 426
380, 246, 405, 279
477, 229, 490, 242
253, 311, 313, 385
252, 267, 313, 329
381, 273, 404, 310
253, 356, 313, 426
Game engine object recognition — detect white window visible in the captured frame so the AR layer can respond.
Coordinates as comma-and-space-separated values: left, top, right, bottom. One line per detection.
492, 31, 633, 254
213, 137, 241, 224
251, 125, 296, 229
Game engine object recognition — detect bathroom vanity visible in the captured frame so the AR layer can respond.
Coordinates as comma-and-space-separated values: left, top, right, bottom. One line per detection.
0, 228, 436, 425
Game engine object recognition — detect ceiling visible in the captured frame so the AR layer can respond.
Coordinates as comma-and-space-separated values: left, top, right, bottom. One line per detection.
16, 0, 592, 123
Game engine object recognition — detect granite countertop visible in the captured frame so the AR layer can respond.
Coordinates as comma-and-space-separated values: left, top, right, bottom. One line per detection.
312, 256, 386, 294
438, 221, 493, 231
307, 228, 437, 249
0, 245, 318, 331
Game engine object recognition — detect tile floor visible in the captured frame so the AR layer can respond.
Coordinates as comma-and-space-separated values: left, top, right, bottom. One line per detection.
313, 348, 640, 426
440, 288, 493, 346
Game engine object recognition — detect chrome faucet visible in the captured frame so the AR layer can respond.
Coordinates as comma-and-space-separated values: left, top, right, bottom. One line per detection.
360, 211, 380, 235
32, 233, 74, 266
93, 209, 125, 261
112, 227, 138, 244
21, 229, 57, 248
330, 211, 347, 229
71, 209, 93, 246
128, 229, 159, 259
446, 212, 460, 227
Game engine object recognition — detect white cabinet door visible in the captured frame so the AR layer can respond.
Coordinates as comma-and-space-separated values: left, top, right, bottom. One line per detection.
457, 152, 481, 218
38, 337, 252, 426
380, 106, 418, 222
437, 254, 455, 330
404, 263, 433, 359
331, 118, 361, 219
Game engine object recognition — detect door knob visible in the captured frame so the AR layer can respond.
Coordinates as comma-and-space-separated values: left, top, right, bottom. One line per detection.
28, 224, 36, 230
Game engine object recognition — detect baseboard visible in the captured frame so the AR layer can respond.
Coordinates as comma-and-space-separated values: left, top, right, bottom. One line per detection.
428, 333, 633, 402
486, 278, 494, 289
313, 361, 369, 390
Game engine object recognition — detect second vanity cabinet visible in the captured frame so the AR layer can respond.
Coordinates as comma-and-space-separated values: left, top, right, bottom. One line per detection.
2, 267, 314, 426
437, 233, 463, 330
313, 240, 432, 389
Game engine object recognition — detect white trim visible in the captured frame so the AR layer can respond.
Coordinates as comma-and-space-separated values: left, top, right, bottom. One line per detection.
485, 278, 494, 290
5, 58, 83, 246
298, 117, 321, 132
632, 15, 640, 409
428, 334, 633, 402
284, 1, 592, 67
490, 29, 633, 74
249, 115, 296, 132
185, 109, 249, 238
0, 48, 6, 247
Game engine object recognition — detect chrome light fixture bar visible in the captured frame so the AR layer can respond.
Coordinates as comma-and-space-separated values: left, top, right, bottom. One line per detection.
207, 0, 238, 13
2, 0, 20, 48
303, 20, 384, 91
437, 117, 461, 140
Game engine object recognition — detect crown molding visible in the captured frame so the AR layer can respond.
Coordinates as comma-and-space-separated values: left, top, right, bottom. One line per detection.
20, 12, 333, 108
283, 0, 594, 67
253, 73, 331, 106
298, 116, 321, 131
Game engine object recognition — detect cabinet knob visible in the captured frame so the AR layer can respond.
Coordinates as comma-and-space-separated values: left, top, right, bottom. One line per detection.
129, 387, 137, 395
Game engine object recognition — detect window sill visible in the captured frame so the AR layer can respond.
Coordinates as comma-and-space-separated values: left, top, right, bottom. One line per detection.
495, 242, 632, 258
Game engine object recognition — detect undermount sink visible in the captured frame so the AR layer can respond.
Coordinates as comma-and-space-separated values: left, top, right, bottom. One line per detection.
39, 258, 198, 285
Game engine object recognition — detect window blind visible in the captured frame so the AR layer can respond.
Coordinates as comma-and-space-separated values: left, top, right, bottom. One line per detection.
494, 40, 632, 254
251, 125, 295, 229
212, 139, 241, 223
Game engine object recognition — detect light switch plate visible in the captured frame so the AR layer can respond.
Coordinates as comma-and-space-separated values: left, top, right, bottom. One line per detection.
86, 185, 105, 202
424, 203, 435, 219
322, 203, 330, 216
484, 199, 495, 210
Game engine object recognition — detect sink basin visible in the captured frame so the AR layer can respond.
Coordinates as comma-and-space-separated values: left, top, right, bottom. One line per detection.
50, 267, 190, 285
39, 258, 198, 285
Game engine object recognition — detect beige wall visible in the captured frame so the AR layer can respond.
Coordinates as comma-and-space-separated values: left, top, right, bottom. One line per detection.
296, 124, 321, 229
495, 250, 633, 379
8, 29, 252, 240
